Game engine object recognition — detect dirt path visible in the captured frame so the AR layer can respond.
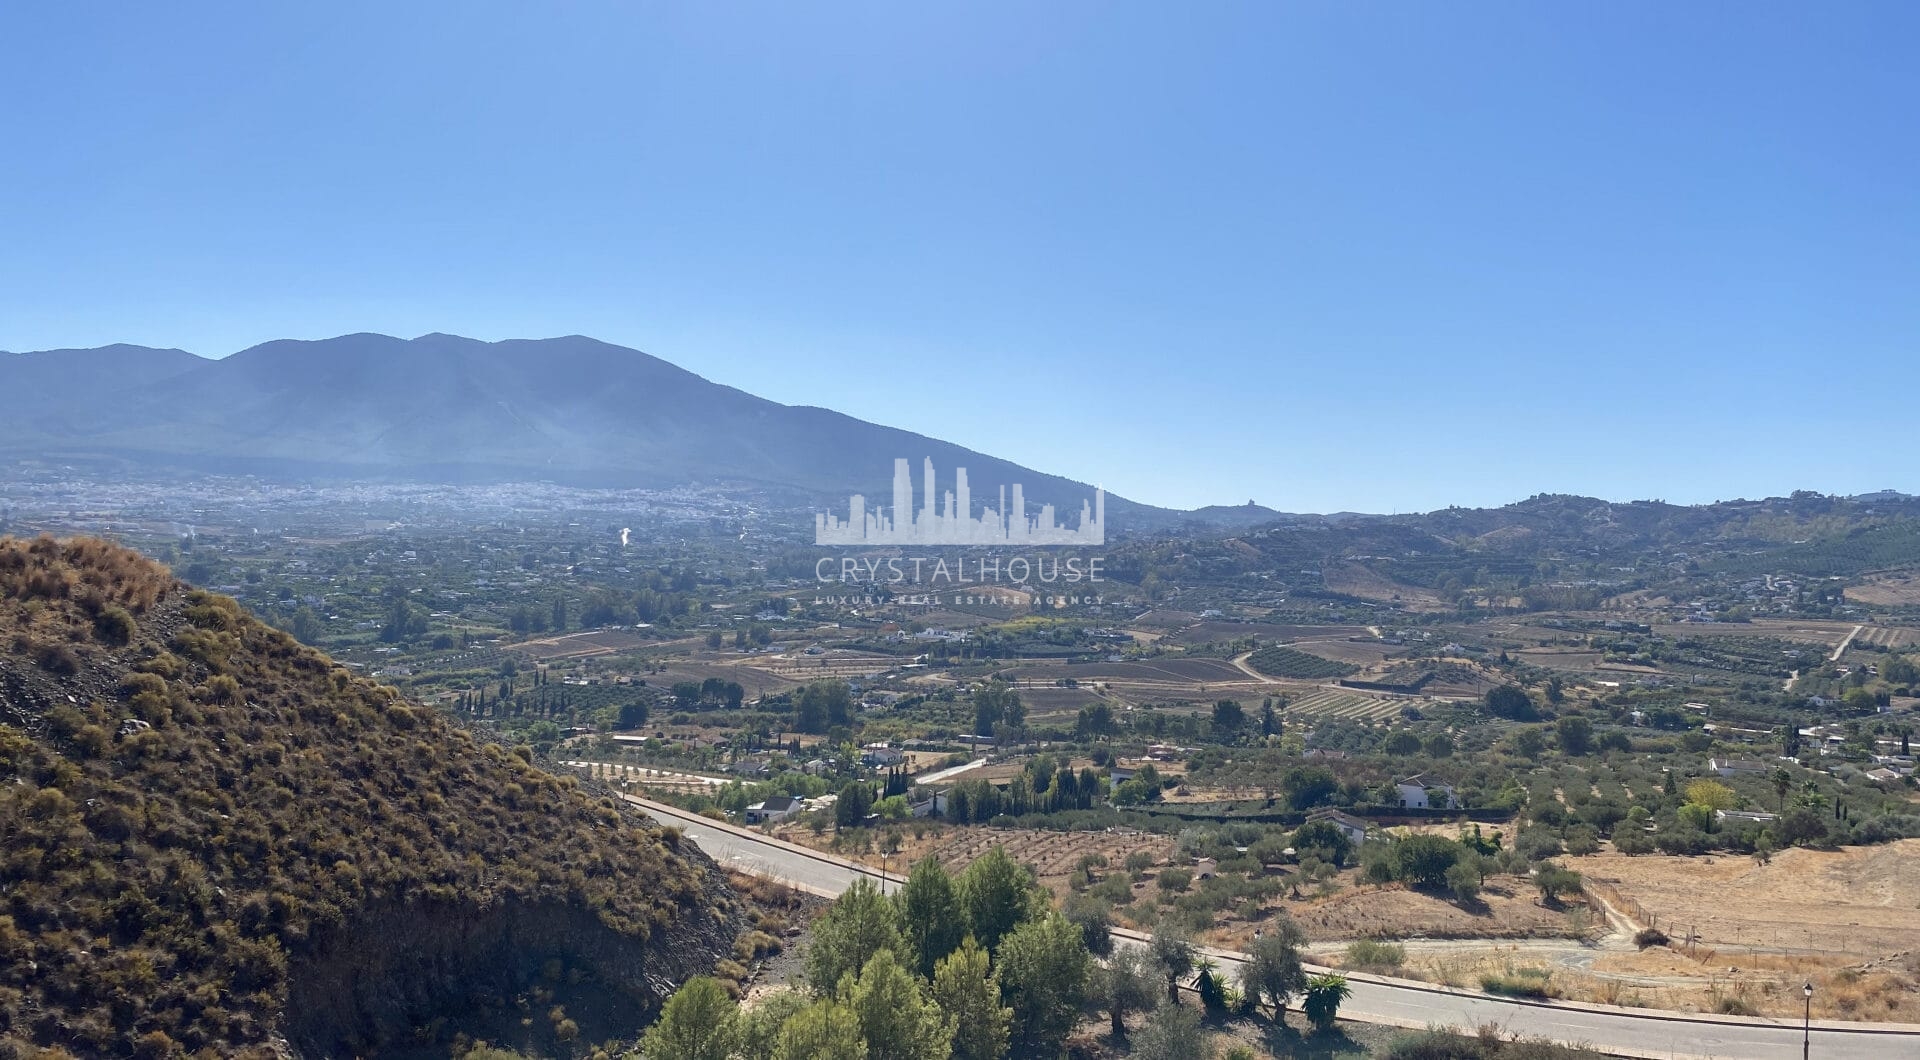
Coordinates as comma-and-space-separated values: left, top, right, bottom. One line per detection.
1229, 650, 1284, 684
1832, 624, 1865, 662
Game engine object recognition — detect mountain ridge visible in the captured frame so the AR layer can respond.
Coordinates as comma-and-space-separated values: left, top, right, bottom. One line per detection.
2, 333, 1286, 530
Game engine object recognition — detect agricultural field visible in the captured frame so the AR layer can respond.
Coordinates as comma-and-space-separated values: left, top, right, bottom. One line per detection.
757, 648, 901, 681
1244, 644, 1358, 679
1855, 624, 1920, 649
1013, 684, 1110, 717
1284, 688, 1404, 722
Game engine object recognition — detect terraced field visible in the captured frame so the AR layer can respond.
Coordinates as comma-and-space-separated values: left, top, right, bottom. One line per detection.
1285, 687, 1403, 721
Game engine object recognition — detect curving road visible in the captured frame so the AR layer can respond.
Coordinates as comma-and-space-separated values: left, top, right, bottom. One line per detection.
626, 795, 1920, 1060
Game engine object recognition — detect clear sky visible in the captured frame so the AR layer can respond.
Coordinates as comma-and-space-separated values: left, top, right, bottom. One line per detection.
2, 3, 1915, 513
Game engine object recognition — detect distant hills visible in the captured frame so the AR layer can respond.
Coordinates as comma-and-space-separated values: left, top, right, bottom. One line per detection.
0, 332, 1276, 530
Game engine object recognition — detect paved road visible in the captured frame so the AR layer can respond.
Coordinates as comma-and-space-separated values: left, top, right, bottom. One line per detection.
914, 757, 990, 785
627, 795, 1920, 1059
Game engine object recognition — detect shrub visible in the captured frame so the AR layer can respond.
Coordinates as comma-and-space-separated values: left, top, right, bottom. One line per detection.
1632, 927, 1669, 949
95, 605, 137, 645
1344, 939, 1405, 970
1480, 967, 1556, 998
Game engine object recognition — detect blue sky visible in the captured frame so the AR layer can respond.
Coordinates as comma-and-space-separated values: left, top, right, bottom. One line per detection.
2, 3, 1914, 513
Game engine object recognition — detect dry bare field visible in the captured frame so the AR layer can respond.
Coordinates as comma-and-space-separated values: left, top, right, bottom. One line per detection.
1128, 609, 1202, 629
1216, 876, 1594, 948
1511, 648, 1606, 671
999, 658, 1282, 705
1163, 621, 1374, 646
1571, 841, 1920, 961
1321, 561, 1450, 611
641, 658, 801, 698
1845, 571, 1920, 608
510, 628, 661, 659
758, 649, 900, 681
1650, 618, 1857, 648
1242, 634, 1403, 668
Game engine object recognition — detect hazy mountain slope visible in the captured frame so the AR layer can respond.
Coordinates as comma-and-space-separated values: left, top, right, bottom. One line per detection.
0, 535, 738, 1058
0, 345, 206, 447
4, 332, 1182, 523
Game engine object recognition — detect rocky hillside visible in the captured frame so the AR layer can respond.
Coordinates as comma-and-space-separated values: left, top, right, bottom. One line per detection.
0, 536, 740, 1059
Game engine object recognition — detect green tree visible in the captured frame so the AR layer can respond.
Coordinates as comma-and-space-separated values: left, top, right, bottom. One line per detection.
971, 681, 1024, 740
1389, 834, 1462, 890
1556, 715, 1593, 756
737, 990, 811, 1060
842, 949, 953, 1060
1238, 919, 1308, 1022
1772, 767, 1794, 812
774, 998, 867, 1060
1130, 1001, 1205, 1060
1511, 727, 1548, 759
995, 912, 1091, 1056
959, 846, 1038, 953
807, 878, 904, 996
1149, 923, 1196, 1003
1090, 943, 1158, 1037
616, 700, 650, 730
896, 857, 967, 978
1288, 819, 1354, 867
1535, 863, 1583, 905
289, 605, 324, 644
1485, 684, 1539, 720
1211, 699, 1245, 733
1301, 973, 1352, 1032
930, 938, 1011, 1060
836, 781, 876, 829
1383, 730, 1423, 756
640, 976, 737, 1060
1685, 779, 1737, 812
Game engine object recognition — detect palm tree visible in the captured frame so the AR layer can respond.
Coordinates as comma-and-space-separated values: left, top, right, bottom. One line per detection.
1302, 973, 1352, 1032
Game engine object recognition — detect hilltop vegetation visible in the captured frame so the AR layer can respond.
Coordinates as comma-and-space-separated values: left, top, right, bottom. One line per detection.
0, 536, 737, 1058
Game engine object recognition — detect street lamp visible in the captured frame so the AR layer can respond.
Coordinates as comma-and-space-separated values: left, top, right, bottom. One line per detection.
1802, 981, 1813, 1060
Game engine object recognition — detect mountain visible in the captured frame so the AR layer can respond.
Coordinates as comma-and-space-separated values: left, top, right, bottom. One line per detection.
1, 332, 1223, 528
0, 536, 740, 1058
